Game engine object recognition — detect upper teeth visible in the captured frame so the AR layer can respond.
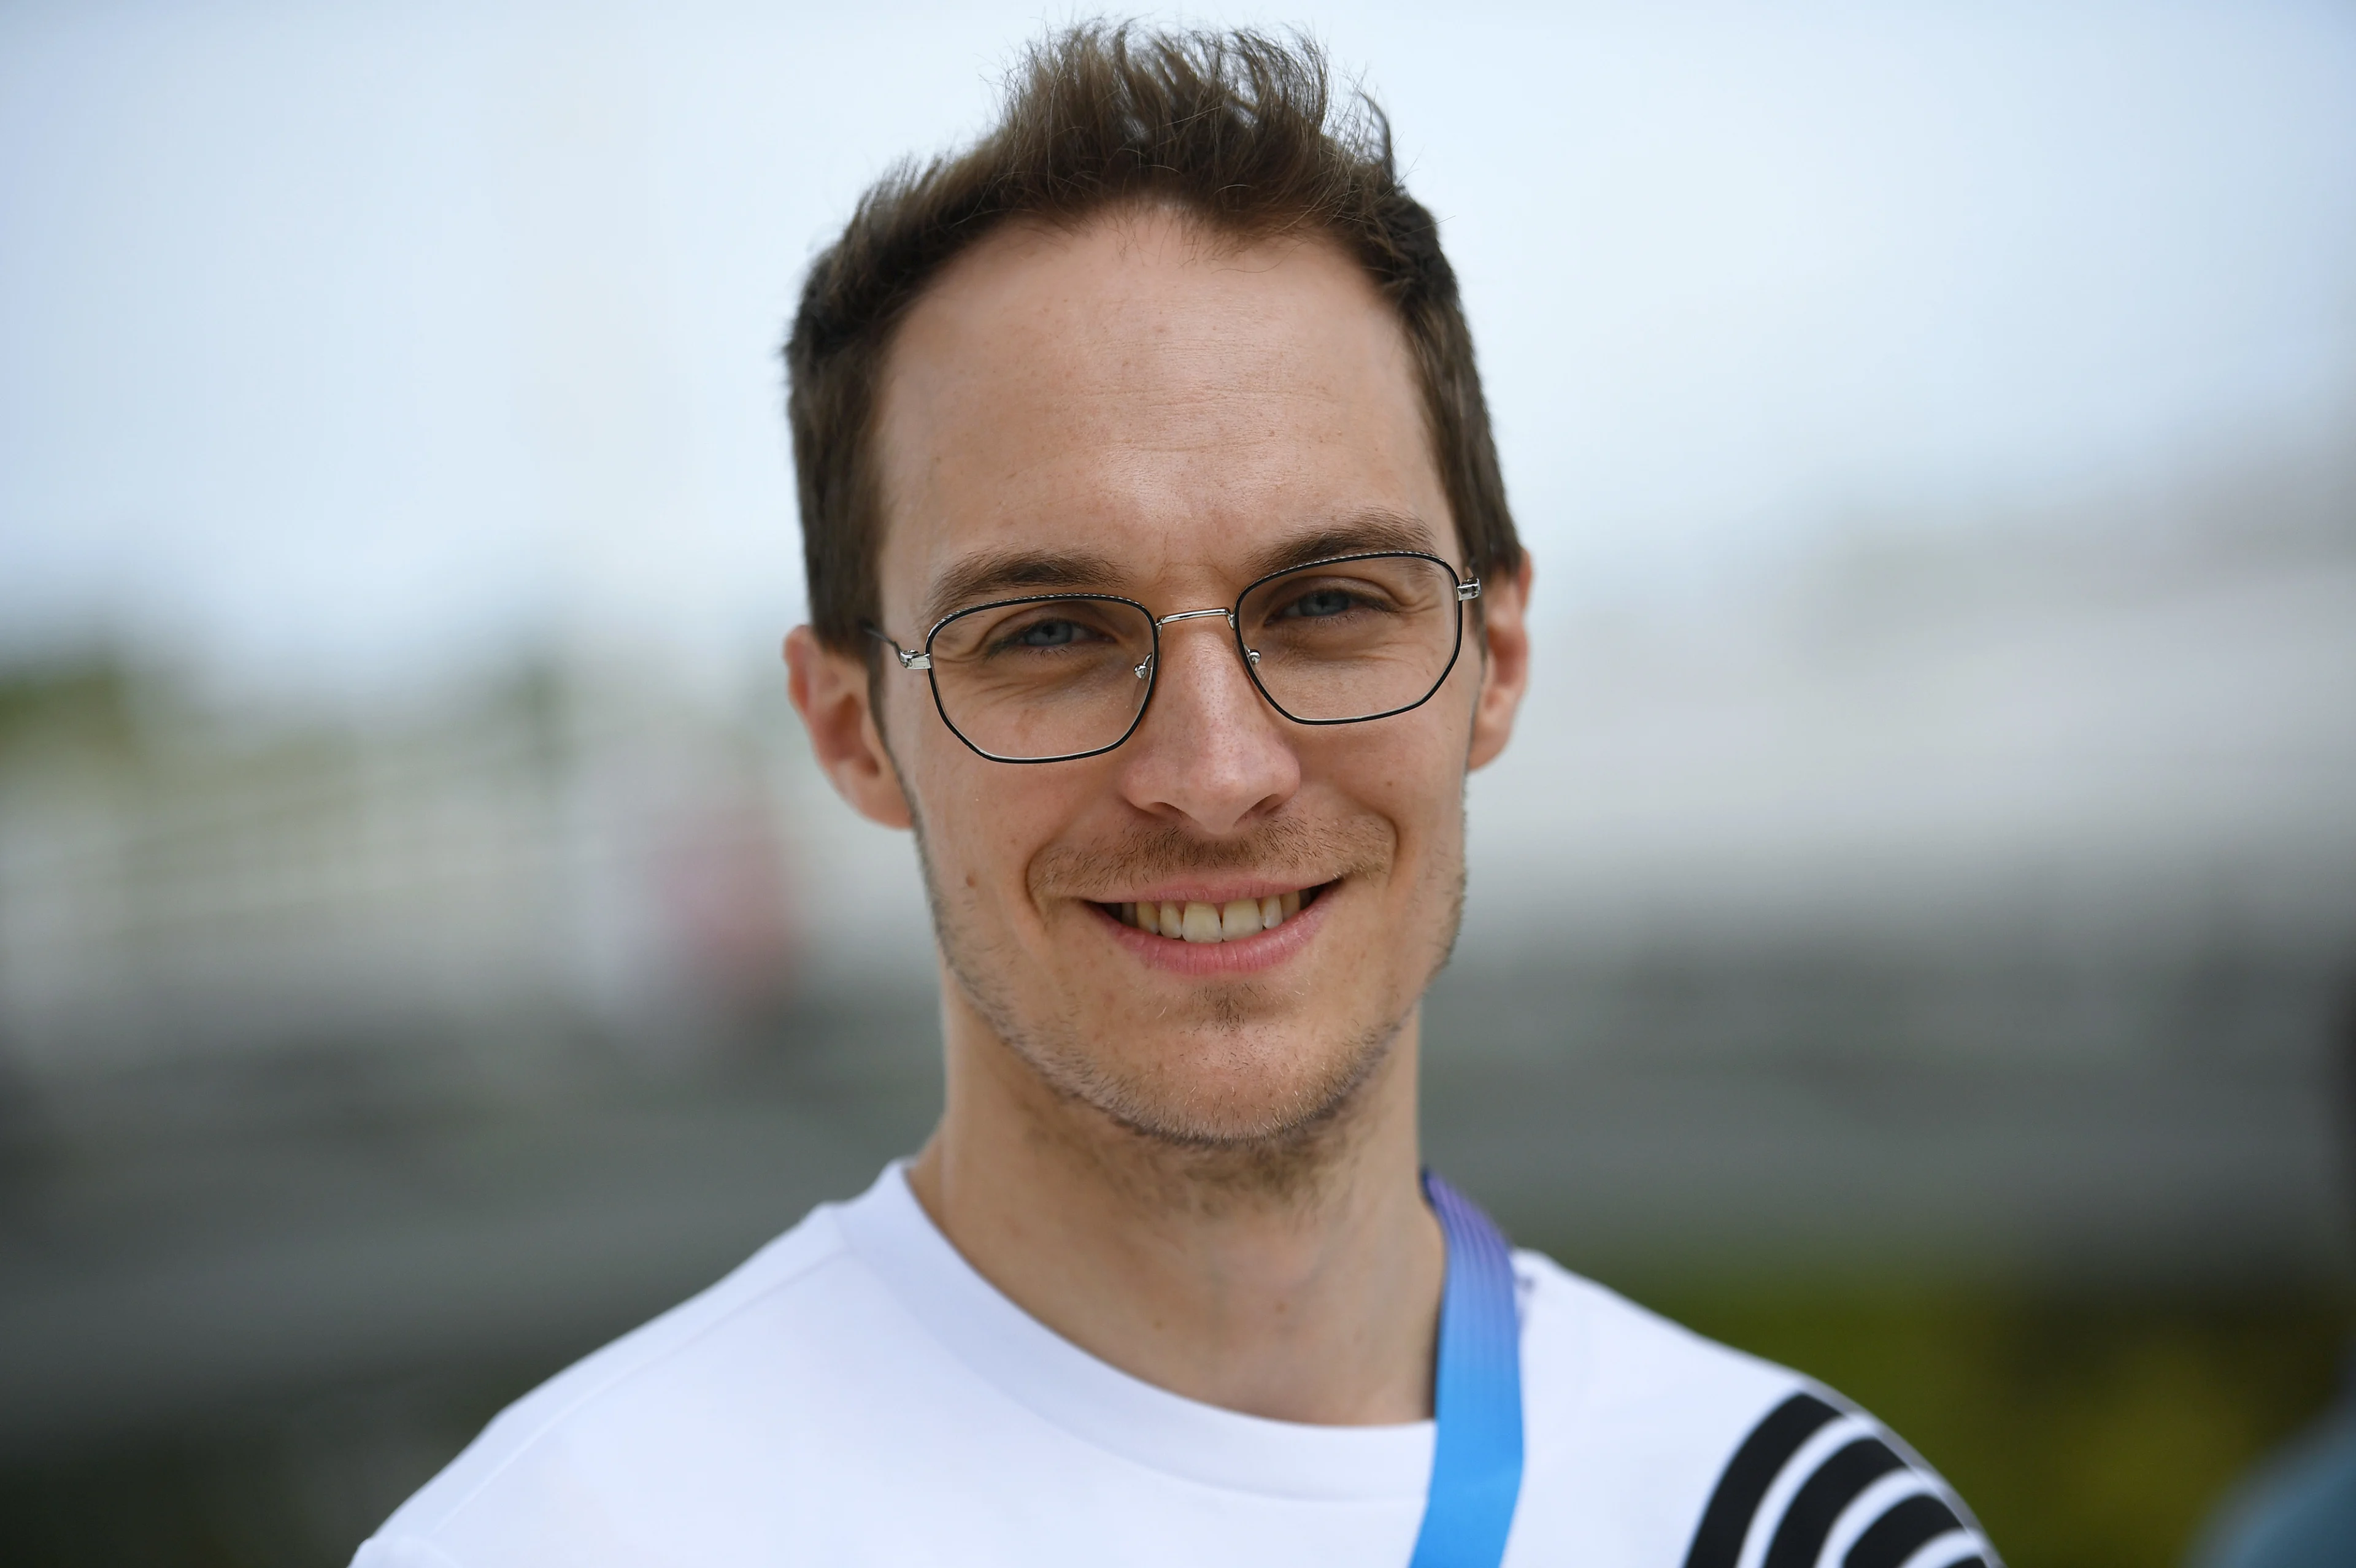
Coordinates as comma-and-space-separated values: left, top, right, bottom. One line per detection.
1120, 890, 1306, 942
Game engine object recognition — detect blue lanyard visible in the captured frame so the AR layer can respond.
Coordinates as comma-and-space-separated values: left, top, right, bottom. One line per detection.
1407, 1172, 1526, 1568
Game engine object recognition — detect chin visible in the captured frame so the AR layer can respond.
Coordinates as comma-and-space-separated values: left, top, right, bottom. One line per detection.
1039, 1011, 1402, 1153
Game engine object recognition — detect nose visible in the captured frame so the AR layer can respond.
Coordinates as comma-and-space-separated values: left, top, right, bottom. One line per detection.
1117, 613, 1299, 836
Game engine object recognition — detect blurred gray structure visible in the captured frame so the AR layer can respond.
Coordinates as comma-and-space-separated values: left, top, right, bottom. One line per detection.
1441, 445, 2356, 1286
0, 660, 799, 1074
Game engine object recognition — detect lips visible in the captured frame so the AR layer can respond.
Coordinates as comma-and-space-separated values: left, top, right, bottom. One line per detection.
1097, 883, 1328, 943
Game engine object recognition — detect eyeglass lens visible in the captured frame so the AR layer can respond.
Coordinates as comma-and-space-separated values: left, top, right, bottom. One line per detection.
923, 554, 1463, 763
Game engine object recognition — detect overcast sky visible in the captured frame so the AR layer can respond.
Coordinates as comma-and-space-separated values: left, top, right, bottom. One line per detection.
3, 0, 2352, 704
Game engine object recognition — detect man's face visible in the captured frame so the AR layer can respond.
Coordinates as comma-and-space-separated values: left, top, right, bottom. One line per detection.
836, 207, 1526, 1147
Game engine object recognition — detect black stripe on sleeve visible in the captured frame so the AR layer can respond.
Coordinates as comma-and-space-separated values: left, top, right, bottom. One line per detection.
1680, 1393, 1841, 1568
1761, 1437, 1904, 1568
1844, 1491, 1964, 1568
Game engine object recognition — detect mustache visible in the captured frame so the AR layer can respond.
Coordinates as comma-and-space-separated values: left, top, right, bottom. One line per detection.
1029, 814, 1394, 899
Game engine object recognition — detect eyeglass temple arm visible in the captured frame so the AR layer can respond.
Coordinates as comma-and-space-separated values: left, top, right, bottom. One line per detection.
861, 622, 931, 671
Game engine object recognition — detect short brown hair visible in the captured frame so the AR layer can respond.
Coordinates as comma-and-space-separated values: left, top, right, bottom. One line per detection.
784, 23, 1520, 653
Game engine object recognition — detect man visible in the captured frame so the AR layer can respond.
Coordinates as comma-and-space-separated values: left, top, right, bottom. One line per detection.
358, 26, 1996, 1567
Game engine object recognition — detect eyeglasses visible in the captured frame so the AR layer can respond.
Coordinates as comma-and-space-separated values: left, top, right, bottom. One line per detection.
864, 550, 1482, 764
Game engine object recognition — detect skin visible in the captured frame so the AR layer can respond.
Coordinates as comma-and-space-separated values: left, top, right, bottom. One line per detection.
787, 204, 1532, 1426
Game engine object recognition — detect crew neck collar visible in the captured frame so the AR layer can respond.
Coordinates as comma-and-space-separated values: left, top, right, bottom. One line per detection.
832, 1161, 1434, 1501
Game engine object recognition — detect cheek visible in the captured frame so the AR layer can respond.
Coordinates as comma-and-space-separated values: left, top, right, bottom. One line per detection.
1327, 709, 1467, 829
904, 736, 1080, 909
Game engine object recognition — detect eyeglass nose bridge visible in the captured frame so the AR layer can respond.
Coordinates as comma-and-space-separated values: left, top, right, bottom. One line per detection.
1150, 605, 1261, 671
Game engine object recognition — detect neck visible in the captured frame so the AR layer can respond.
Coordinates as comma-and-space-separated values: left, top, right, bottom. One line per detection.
904, 985, 1444, 1426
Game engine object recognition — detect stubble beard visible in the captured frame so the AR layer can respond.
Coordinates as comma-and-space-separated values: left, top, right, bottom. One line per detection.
906, 804, 1467, 1205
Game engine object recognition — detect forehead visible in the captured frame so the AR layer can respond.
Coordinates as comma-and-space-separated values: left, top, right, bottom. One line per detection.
871, 206, 1455, 621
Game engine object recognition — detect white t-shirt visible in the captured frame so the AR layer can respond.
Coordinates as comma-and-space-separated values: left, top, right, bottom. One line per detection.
355, 1164, 1994, 1567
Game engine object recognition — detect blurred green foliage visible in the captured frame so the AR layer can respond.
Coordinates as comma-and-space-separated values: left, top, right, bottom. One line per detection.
1640, 1284, 2351, 1568
0, 658, 144, 758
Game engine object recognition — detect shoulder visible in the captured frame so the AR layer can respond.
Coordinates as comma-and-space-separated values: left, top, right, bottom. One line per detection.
1511, 1252, 2000, 1568
362, 1202, 865, 1553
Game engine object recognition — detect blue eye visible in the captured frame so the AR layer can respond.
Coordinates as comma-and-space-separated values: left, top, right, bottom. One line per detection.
1017, 620, 1087, 647
1285, 589, 1356, 619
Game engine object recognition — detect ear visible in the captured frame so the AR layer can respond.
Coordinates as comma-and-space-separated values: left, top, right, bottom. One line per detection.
785, 625, 914, 829
1466, 553, 1534, 772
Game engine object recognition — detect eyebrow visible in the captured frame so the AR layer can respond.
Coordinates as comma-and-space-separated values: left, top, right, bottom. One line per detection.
1237, 511, 1447, 583
917, 510, 1451, 628
920, 548, 1128, 628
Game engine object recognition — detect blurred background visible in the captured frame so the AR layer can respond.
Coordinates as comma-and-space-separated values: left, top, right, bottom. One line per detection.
3, 1, 2354, 1563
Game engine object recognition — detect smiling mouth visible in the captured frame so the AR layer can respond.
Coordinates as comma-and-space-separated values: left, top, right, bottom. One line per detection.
1095, 883, 1331, 944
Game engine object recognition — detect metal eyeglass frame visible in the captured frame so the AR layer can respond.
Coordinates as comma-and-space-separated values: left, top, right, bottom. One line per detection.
861, 550, 1484, 764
